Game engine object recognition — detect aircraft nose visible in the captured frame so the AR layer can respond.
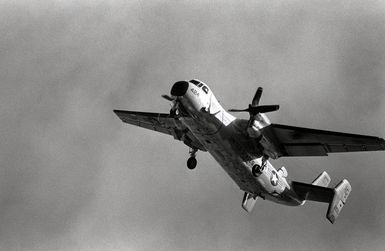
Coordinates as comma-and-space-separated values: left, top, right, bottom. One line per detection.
171, 81, 189, 96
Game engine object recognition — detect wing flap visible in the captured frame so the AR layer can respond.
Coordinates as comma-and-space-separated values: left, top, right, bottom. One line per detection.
283, 143, 327, 156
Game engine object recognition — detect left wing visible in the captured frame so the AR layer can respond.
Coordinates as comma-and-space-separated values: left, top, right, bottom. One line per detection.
114, 110, 206, 151
263, 124, 385, 157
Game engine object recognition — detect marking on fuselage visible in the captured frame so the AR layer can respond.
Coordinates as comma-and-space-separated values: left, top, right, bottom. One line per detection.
190, 88, 199, 96
270, 171, 279, 186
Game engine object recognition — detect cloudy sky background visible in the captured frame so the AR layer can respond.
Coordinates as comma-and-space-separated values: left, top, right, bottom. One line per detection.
1, 0, 385, 250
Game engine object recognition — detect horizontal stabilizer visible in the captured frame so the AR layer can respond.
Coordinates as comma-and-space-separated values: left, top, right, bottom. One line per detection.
327, 179, 351, 224
242, 192, 258, 213
292, 181, 334, 203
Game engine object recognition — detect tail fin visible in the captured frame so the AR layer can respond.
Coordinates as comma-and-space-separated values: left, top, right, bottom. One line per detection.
326, 179, 351, 224
312, 171, 331, 187
292, 178, 352, 224
241, 192, 258, 213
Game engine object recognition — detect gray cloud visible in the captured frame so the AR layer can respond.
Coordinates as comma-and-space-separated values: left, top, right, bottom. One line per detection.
0, 0, 384, 250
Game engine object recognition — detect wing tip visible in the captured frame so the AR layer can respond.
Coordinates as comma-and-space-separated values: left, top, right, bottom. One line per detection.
113, 109, 125, 118
380, 137, 385, 150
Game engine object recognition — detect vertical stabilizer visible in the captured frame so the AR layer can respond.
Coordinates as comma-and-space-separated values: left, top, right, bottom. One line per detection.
312, 171, 331, 187
327, 179, 352, 224
242, 192, 258, 213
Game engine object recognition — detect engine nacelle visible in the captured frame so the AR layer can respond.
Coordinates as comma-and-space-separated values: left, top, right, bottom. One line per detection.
247, 126, 262, 139
247, 117, 280, 159
251, 163, 265, 177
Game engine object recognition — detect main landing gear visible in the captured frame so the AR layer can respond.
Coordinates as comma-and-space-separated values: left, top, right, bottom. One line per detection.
252, 155, 269, 177
187, 148, 198, 170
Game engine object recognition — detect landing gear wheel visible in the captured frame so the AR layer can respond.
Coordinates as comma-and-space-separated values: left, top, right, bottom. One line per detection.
187, 157, 197, 170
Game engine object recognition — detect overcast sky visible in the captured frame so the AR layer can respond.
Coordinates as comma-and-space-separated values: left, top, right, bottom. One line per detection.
1, 0, 385, 250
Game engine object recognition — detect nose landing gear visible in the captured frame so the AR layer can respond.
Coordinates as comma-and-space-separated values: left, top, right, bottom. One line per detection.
187, 148, 198, 170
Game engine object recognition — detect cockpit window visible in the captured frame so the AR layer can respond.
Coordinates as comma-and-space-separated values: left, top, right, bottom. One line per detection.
190, 79, 209, 94
190, 79, 200, 85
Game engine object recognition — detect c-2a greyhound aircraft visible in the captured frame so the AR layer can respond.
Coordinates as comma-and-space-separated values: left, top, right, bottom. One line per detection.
114, 80, 385, 223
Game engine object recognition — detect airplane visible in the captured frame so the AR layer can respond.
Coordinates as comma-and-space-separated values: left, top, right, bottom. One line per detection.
114, 79, 385, 223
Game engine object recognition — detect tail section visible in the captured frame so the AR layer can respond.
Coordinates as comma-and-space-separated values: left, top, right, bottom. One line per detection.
292, 177, 352, 224
299, 172, 331, 206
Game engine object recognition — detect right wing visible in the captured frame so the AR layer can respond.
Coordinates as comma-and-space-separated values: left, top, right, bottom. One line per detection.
113, 110, 206, 151
264, 123, 385, 157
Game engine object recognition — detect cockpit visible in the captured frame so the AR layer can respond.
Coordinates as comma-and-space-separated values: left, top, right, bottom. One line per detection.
189, 79, 210, 94
170, 79, 210, 97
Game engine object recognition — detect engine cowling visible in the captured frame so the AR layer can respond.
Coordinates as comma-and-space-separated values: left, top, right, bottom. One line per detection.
247, 126, 262, 139
252, 164, 265, 177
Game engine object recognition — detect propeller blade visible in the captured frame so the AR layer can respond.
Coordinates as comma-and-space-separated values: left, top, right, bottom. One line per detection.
248, 105, 279, 114
251, 87, 263, 106
229, 87, 279, 115
161, 94, 175, 101
228, 108, 249, 112
229, 105, 279, 114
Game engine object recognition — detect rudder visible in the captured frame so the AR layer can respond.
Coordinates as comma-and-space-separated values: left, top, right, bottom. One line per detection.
327, 179, 352, 224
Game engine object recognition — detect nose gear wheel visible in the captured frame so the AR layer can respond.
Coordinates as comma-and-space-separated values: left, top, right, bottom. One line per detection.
187, 148, 198, 170
187, 157, 197, 169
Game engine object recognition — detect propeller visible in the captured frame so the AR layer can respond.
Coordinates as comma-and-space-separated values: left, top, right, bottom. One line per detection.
228, 87, 279, 125
161, 94, 175, 101
252, 87, 263, 106
228, 104, 279, 114
162, 94, 179, 116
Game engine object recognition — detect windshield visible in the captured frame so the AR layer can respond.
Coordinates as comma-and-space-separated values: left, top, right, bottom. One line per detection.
189, 79, 209, 94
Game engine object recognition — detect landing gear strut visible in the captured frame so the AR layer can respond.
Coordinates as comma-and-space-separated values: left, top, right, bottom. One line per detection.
187, 148, 198, 170
170, 108, 176, 117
